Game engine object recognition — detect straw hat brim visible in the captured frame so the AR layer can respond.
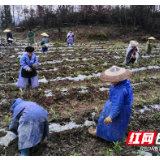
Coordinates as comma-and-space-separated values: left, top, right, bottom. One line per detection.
41, 33, 49, 37
130, 41, 139, 47
148, 37, 156, 40
100, 69, 132, 82
3, 29, 11, 33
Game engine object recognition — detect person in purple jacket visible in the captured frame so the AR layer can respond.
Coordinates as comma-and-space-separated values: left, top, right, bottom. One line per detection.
67, 30, 75, 47
17, 47, 39, 90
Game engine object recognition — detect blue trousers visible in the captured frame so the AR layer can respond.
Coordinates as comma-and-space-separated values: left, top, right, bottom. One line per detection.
42, 47, 48, 52
21, 148, 29, 156
67, 43, 73, 47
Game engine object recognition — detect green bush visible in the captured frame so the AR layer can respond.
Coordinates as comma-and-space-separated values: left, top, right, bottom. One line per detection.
54, 42, 62, 47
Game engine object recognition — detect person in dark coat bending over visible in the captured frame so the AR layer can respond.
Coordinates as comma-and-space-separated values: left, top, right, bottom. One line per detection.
3, 29, 13, 44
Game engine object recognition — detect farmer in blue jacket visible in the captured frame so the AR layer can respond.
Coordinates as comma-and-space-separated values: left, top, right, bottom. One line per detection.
40, 32, 50, 53
9, 98, 49, 156
17, 46, 39, 90
88, 66, 133, 142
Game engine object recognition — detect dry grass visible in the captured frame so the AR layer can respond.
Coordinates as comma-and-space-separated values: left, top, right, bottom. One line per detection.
8, 25, 118, 41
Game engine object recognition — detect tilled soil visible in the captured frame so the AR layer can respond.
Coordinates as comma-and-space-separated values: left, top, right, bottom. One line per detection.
0, 40, 160, 156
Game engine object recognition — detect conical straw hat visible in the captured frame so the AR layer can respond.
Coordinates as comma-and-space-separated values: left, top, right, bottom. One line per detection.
40, 32, 49, 37
130, 40, 139, 47
3, 29, 11, 33
100, 66, 132, 82
148, 37, 156, 40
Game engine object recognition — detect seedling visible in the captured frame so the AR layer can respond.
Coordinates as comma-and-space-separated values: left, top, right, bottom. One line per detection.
153, 112, 160, 119
5, 116, 11, 124
138, 150, 146, 156
57, 72, 60, 76
19, 88, 23, 94
113, 141, 123, 156
3, 75, 6, 80
68, 108, 72, 112
153, 44, 157, 48
84, 90, 88, 94
16, 59, 20, 64
38, 88, 42, 91
84, 71, 88, 74
86, 77, 91, 81
71, 153, 79, 156
94, 107, 98, 112
152, 95, 158, 99
2, 92, 5, 98
50, 108, 59, 118
104, 149, 113, 156
140, 98, 146, 102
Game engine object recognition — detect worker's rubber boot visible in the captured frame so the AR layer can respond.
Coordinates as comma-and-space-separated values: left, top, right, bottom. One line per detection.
21, 148, 29, 156
88, 127, 97, 136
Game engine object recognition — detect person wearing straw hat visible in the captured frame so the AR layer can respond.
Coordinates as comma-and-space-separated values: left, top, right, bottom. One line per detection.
124, 40, 139, 66
17, 46, 39, 90
88, 66, 133, 142
41, 32, 50, 53
3, 29, 13, 44
145, 37, 156, 54
27, 29, 35, 46
9, 98, 49, 156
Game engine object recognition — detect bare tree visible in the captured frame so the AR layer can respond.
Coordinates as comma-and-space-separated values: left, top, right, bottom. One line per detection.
0, 5, 12, 29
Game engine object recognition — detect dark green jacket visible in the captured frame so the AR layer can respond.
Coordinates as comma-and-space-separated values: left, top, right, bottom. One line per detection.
27, 32, 35, 44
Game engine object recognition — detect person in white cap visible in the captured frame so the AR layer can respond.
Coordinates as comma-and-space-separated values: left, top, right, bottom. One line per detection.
88, 66, 133, 142
124, 40, 139, 66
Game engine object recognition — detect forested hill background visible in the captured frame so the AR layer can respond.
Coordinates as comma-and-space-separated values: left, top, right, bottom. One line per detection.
1, 5, 160, 41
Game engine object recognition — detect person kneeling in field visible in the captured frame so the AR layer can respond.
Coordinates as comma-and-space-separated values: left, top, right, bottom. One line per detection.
88, 66, 133, 142
17, 46, 39, 90
124, 40, 139, 66
9, 98, 49, 156
3, 29, 13, 44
